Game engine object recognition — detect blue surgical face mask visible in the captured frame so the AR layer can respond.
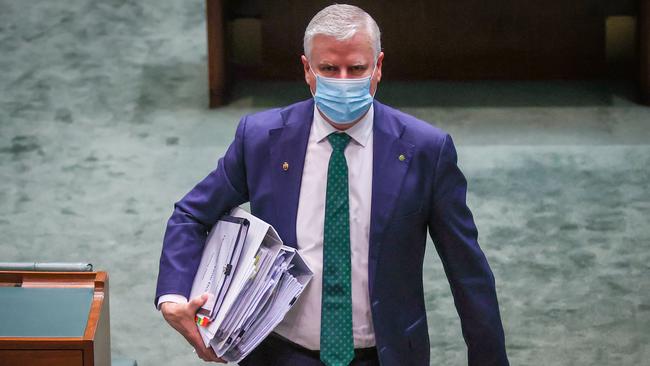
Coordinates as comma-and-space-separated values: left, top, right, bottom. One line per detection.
310, 64, 376, 125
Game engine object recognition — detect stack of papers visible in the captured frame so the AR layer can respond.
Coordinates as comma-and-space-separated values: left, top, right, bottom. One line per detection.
189, 207, 313, 362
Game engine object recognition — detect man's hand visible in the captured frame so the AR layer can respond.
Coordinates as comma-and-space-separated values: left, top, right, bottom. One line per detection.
160, 294, 226, 363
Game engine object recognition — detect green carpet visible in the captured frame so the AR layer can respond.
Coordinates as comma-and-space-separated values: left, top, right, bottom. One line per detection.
1, 1, 649, 365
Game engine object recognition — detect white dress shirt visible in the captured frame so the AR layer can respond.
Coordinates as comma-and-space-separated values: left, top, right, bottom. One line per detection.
158, 105, 376, 350
273, 106, 375, 350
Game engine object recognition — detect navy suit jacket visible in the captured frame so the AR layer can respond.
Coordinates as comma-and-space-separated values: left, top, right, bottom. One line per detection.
155, 99, 509, 365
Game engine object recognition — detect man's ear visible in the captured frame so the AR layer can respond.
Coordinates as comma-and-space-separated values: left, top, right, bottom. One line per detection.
301, 55, 311, 84
301, 55, 316, 93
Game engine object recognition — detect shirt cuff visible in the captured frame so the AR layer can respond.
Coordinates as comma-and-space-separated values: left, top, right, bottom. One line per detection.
157, 294, 188, 310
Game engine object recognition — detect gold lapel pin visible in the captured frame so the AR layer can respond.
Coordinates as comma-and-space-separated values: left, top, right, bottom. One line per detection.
282, 162, 289, 171
398, 154, 406, 162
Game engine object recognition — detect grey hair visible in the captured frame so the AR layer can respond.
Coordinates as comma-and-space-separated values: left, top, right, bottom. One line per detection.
303, 4, 381, 61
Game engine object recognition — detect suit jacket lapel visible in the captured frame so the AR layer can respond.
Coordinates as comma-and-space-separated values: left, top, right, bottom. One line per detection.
368, 101, 415, 298
268, 99, 314, 249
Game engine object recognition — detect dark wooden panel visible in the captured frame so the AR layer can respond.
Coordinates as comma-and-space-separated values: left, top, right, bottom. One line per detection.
603, 0, 638, 15
640, 0, 650, 104
207, 0, 228, 107
259, 0, 609, 80
0, 350, 83, 366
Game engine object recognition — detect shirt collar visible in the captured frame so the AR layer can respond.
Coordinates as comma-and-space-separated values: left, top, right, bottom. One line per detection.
312, 105, 374, 147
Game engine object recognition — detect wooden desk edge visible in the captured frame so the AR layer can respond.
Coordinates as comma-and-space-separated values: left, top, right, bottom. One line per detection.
0, 271, 111, 366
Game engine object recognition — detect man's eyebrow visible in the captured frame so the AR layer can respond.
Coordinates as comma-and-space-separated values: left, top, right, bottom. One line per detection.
346, 61, 369, 66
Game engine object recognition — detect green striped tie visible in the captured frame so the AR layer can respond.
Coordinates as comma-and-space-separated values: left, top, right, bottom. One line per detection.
320, 132, 354, 366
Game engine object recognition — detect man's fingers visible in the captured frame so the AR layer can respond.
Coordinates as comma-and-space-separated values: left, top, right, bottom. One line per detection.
194, 342, 225, 363
197, 345, 223, 363
183, 323, 225, 363
162, 296, 225, 363
185, 335, 210, 361
165, 295, 224, 363
187, 293, 209, 313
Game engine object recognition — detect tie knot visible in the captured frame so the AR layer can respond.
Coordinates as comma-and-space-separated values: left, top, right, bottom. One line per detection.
328, 133, 351, 152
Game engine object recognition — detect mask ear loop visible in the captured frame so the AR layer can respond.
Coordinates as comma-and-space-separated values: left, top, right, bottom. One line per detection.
308, 63, 318, 97
369, 60, 378, 97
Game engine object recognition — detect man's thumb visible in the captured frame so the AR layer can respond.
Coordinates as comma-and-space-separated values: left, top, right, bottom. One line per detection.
188, 293, 208, 312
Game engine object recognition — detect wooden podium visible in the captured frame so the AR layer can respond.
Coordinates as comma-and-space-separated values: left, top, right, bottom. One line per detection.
0, 271, 111, 366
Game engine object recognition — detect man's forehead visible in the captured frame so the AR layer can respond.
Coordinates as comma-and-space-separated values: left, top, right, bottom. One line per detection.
313, 32, 372, 44
310, 33, 375, 61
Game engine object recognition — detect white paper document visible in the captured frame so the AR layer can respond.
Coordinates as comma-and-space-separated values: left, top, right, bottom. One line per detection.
190, 216, 249, 320
189, 207, 313, 362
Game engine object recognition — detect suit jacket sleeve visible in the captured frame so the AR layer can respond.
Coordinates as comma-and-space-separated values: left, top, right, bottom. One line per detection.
427, 134, 509, 366
154, 116, 250, 305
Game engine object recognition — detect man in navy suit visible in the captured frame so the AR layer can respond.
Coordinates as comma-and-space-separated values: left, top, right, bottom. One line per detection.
156, 4, 509, 366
